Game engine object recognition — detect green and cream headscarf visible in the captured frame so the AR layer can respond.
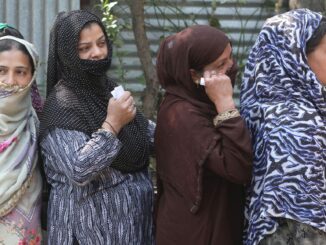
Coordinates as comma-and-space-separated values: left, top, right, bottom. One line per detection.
0, 36, 40, 216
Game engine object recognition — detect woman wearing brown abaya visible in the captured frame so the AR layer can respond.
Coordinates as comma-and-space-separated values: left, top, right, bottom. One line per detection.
154, 25, 252, 245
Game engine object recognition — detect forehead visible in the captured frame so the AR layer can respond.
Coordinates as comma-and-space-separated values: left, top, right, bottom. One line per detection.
214, 43, 232, 62
317, 34, 326, 45
79, 23, 105, 42
0, 48, 31, 65
308, 34, 326, 55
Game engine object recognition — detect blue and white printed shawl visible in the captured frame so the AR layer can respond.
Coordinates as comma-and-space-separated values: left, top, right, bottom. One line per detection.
240, 9, 326, 245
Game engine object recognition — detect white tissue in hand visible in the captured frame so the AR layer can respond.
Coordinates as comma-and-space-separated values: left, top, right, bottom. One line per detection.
199, 77, 205, 86
111, 85, 125, 99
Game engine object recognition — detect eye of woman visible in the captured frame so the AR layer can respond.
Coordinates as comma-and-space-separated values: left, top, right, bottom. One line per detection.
78, 45, 90, 53
16, 68, 28, 76
216, 62, 226, 70
97, 39, 106, 48
0, 67, 7, 75
218, 56, 233, 70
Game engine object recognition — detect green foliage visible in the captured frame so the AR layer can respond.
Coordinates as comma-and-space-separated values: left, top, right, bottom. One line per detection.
114, 50, 129, 82
99, 0, 121, 45
98, 0, 129, 82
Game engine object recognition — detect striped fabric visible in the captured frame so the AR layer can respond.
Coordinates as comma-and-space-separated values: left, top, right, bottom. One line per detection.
240, 9, 326, 245
40, 121, 155, 245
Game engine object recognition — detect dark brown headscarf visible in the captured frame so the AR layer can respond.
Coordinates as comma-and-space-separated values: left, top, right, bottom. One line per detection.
155, 25, 237, 213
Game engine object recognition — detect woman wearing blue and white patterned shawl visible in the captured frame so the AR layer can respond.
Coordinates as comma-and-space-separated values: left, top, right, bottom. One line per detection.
0, 36, 42, 244
240, 9, 326, 245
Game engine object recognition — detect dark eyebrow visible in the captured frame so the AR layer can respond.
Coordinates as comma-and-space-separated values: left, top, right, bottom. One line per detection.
216, 51, 233, 66
16, 66, 29, 69
79, 35, 106, 46
97, 35, 106, 41
78, 42, 90, 46
216, 57, 228, 66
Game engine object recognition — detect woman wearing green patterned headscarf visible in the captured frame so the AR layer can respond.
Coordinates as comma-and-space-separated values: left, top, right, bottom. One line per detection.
0, 36, 43, 244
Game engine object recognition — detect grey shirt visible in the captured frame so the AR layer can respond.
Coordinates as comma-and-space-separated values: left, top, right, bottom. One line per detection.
41, 121, 155, 245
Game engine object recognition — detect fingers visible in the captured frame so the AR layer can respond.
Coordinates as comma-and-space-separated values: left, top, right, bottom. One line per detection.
112, 91, 136, 109
126, 96, 134, 107
118, 91, 131, 101
203, 72, 230, 86
122, 95, 136, 115
203, 70, 219, 77
127, 102, 136, 112
109, 97, 115, 103
203, 70, 224, 80
131, 105, 137, 115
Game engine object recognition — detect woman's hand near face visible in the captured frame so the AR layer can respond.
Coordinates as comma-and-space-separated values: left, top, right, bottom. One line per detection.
102, 91, 136, 135
203, 71, 236, 113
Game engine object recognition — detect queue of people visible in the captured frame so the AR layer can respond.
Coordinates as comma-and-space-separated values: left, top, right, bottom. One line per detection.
0, 7, 324, 245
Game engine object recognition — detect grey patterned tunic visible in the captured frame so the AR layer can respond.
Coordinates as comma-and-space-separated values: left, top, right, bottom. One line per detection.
40, 121, 155, 245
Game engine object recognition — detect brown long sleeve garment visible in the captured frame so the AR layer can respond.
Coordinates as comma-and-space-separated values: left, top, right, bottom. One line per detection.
155, 96, 252, 245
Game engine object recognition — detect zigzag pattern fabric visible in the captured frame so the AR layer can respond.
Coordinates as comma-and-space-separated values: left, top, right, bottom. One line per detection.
240, 9, 326, 245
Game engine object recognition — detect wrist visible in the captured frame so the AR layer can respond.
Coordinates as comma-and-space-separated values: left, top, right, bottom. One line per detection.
102, 120, 120, 135
213, 109, 240, 127
214, 98, 236, 113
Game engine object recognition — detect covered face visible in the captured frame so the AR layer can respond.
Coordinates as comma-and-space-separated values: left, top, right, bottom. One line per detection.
78, 22, 108, 60
156, 25, 237, 103
196, 43, 233, 80
0, 36, 38, 92
46, 10, 112, 94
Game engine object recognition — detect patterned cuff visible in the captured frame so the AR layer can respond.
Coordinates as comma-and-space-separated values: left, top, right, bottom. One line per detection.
213, 109, 240, 127
96, 127, 117, 137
